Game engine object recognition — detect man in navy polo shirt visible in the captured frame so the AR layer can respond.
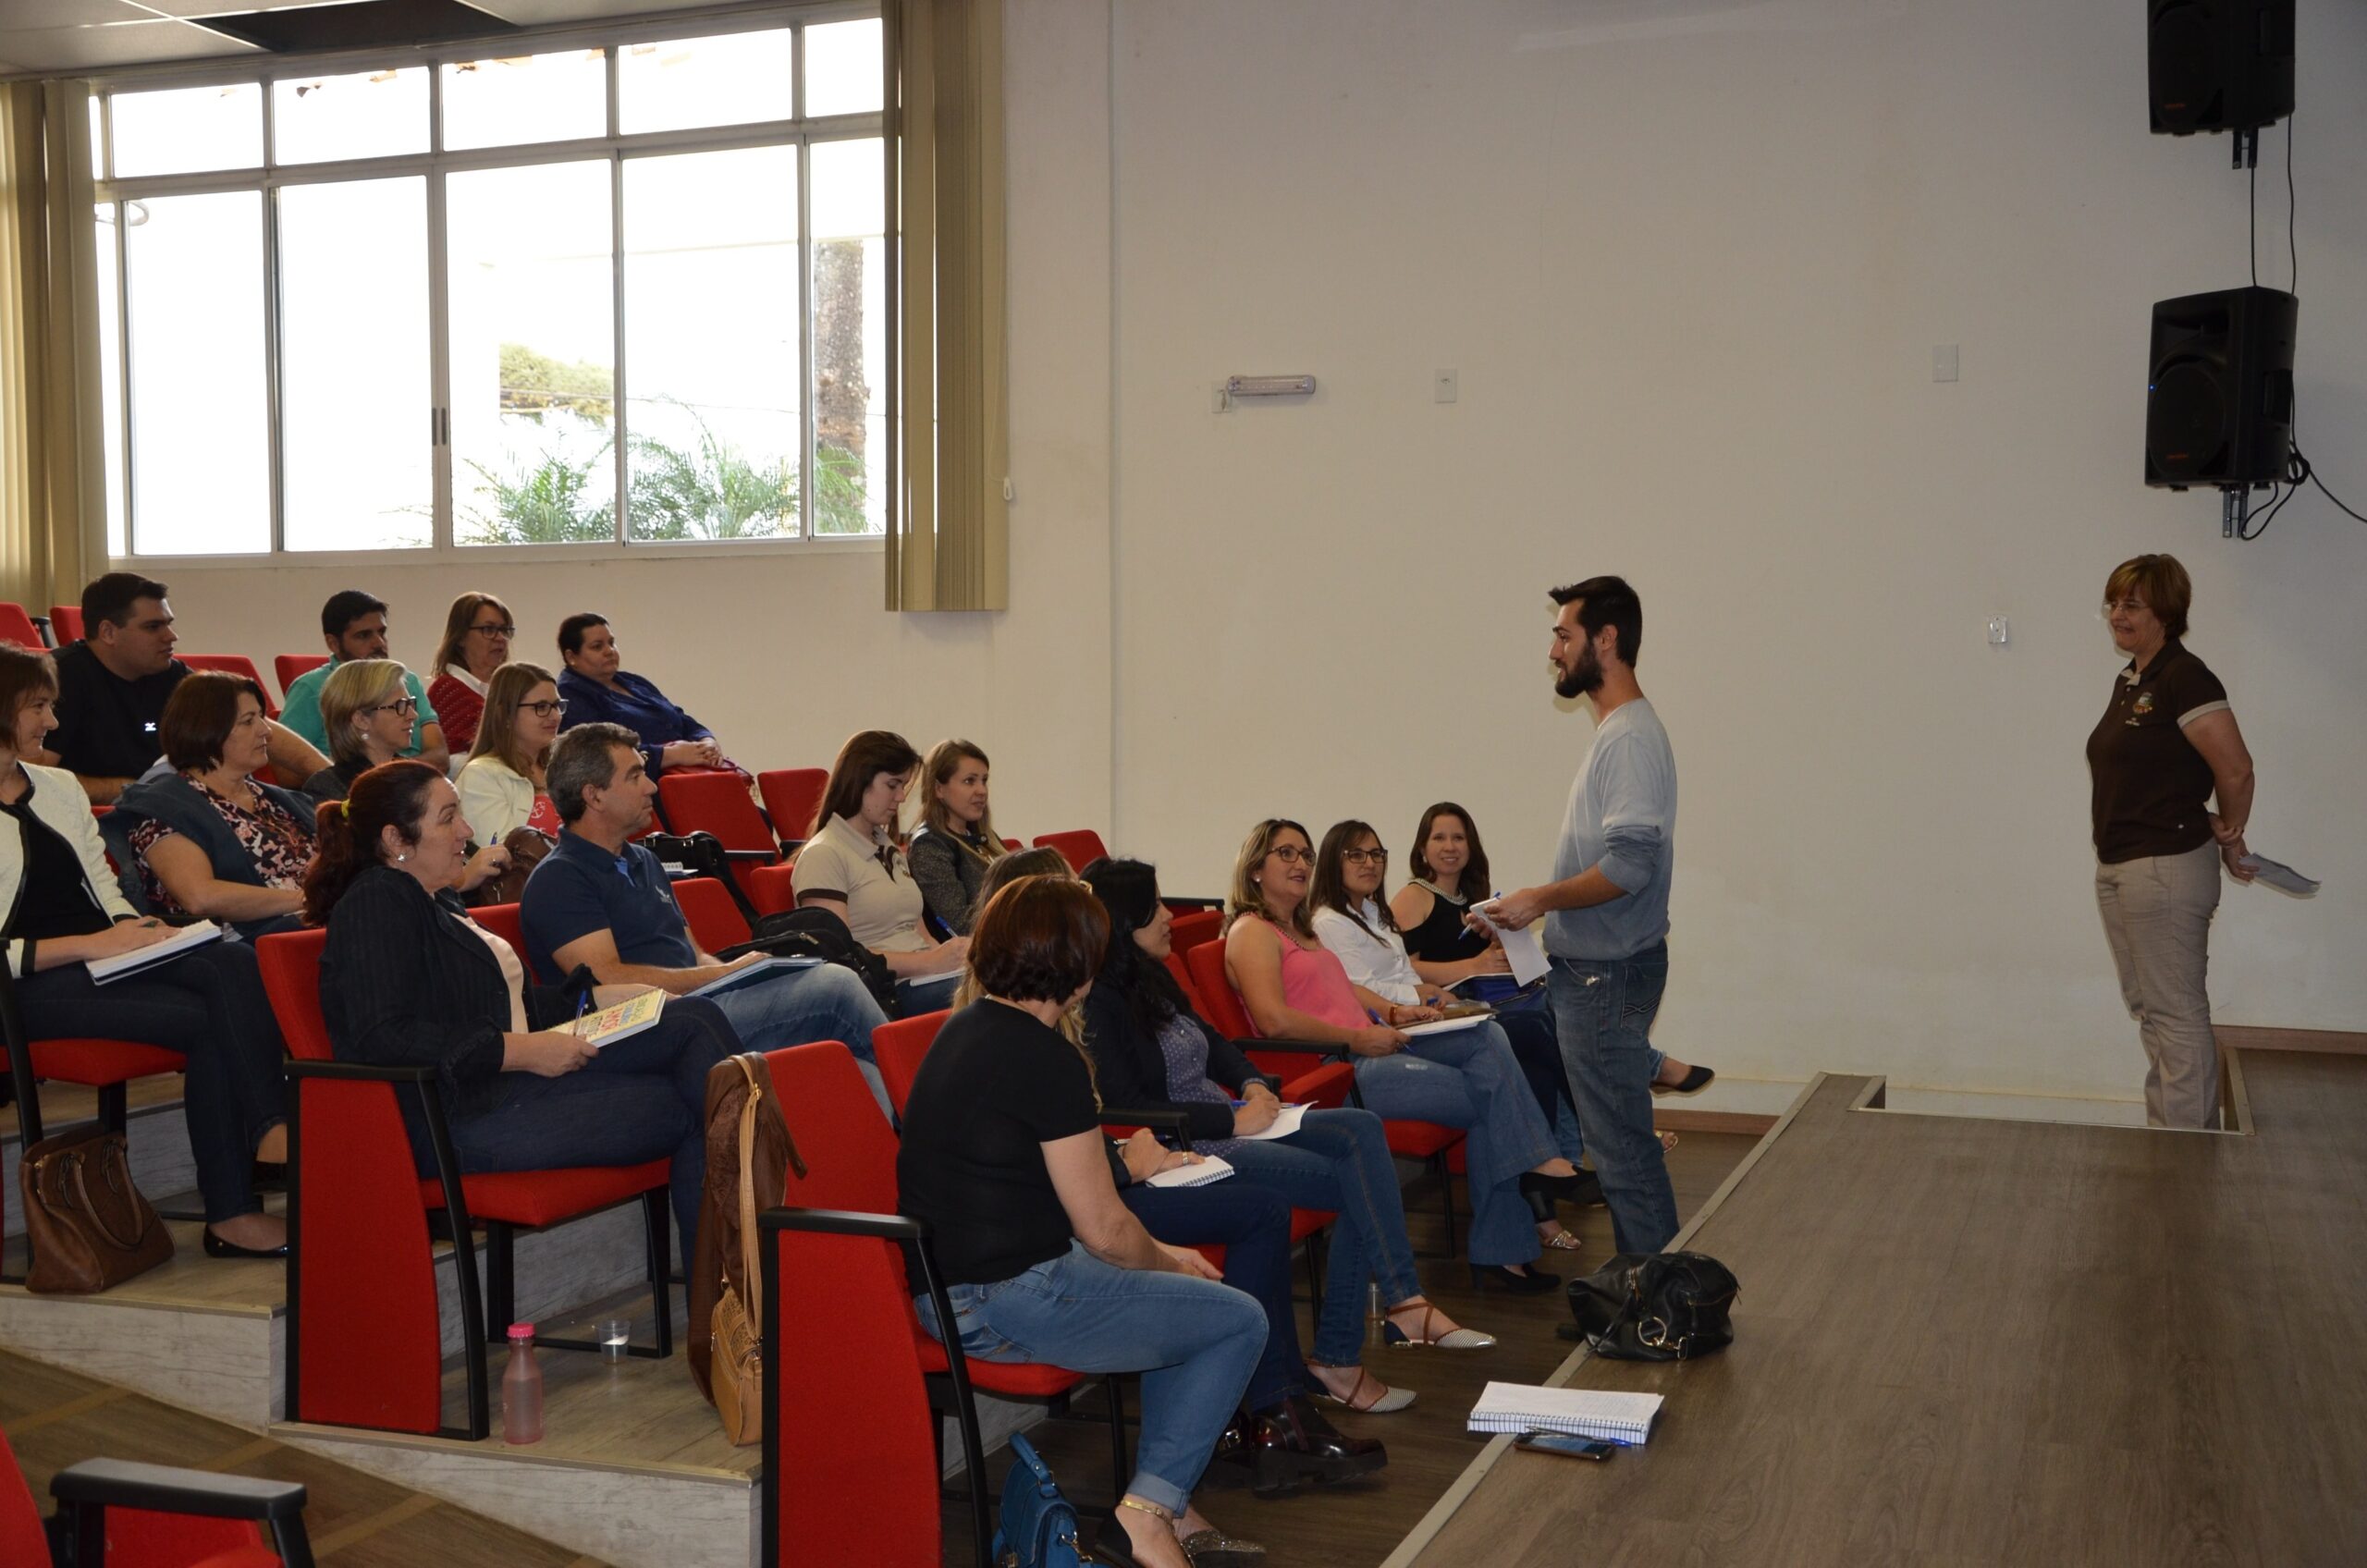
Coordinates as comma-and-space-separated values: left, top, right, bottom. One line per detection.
519, 722, 893, 1115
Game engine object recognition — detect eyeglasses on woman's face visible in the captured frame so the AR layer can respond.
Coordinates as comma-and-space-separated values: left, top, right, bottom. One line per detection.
1266, 844, 1316, 866
364, 695, 419, 717
471, 621, 517, 638
1340, 846, 1389, 867
519, 698, 568, 718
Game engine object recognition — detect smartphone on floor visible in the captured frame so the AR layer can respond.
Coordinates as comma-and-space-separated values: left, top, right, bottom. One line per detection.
1515, 1430, 1615, 1461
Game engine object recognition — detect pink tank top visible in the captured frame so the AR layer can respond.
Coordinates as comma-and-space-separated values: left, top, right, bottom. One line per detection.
1255, 916, 1369, 1032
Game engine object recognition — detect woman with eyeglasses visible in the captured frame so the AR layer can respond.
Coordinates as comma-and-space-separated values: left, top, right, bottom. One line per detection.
425, 592, 516, 758
456, 663, 568, 849
301, 659, 421, 805
1221, 818, 1594, 1293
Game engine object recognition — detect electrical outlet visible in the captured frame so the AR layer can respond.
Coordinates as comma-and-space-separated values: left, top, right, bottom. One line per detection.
1987, 615, 2010, 647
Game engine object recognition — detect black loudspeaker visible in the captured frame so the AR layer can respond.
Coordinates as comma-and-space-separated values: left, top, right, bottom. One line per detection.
2145, 287, 2297, 490
2149, 0, 2295, 135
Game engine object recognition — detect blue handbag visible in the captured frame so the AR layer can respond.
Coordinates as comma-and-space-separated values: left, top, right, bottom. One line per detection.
991, 1431, 1085, 1568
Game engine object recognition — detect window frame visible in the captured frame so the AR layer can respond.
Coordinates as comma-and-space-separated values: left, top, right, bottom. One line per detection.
88, 1, 888, 570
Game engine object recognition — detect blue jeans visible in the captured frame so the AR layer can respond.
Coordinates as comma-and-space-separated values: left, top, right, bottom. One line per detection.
708, 962, 892, 1118
896, 973, 962, 1014
1225, 1108, 1419, 1365
419, 997, 743, 1278
915, 1241, 1264, 1513
1352, 1021, 1555, 1267
1122, 1180, 1306, 1412
1548, 943, 1678, 1254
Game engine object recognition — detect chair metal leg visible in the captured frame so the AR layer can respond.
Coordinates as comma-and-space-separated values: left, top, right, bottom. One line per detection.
96, 1083, 128, 1134
644, 1189, 674, 1359
484, 1221, 515, 1344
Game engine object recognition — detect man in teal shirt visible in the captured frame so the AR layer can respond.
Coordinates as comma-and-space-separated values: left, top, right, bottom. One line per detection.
280, 589, 448, 771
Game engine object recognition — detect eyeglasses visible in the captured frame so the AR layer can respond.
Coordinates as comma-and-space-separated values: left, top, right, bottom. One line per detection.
471, 622, 517, 637
1340, 848, 1389, 867
1267, 845, 1316, 865
2103, 598, 2150, 615
519, 699, 569, 717
364, 696, 419, 716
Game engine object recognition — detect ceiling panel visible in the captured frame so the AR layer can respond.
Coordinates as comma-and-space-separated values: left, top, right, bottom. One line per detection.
0, 18, 256, 70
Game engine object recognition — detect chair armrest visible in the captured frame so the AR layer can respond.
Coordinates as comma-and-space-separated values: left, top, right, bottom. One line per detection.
1229, 1035, 1348, 1061
1098, 1107, 1194, 1151
777, 839, 807, 858
761, 1206, 923, 1243
719, 848, 778, 863
52, 1458, 307, 1523
285, 1060, 436, 1084
1160, 896, 1227, 913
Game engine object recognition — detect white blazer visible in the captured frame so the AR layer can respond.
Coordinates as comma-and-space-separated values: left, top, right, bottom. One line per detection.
2, 762, 139, 977
455, 754, 536, 846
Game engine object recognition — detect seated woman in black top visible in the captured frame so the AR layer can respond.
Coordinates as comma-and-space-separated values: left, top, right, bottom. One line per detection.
899, 876, 1265, 1568
306, 761, 742, 1276
0, 645, 289, 1258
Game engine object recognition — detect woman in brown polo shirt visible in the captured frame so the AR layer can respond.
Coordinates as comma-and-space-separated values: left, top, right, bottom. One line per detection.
2086, 554, 2258, 1129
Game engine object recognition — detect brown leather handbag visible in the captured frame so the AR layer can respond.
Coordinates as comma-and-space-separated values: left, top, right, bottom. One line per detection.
20, 1122, 173, 1293
466, 827, 557, 909
688, 1054, 802, 1445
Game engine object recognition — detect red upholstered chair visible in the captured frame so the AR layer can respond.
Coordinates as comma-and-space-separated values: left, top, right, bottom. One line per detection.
4, 1422, 315, 1568
747, 863, 797, 918
672, 876, 752, 951
868, 1010, 948, 1119
1031, 829, 1108, 874
766, 1041, 1127, 1562
0, 603, 46, 649
468, 901, 524, 953
259, 929, 674, 1441
1166, 908, 1223, 960
49, 604, 85, 643
656, 773, 779, 906
271, 655, 326, 702
754, 768, 828, 854
1184, 940, 1464, 1255
178, 655, 278, 717
1174, 943, 1353, 1112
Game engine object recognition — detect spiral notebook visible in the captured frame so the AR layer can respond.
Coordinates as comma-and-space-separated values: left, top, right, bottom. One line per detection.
1144, 1156, 1235, 1189
1468, 1381, 1663, 1445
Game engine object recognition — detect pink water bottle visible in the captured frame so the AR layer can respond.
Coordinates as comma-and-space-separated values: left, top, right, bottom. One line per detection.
502, 1323, 544, 1444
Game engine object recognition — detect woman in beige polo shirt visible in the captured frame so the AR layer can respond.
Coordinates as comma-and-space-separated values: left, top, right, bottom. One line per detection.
2086, 554, 2258, 1129
791, 729, 970, 1011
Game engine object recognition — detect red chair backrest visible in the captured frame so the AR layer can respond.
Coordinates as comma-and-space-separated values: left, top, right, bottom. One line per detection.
871, 1010, 950, 1118
1185, 940, 1258, 1038
0, 603, 43, 650
179, 653, 279, 717
1168, 908, 1223, 959
469, 901, 526, 957
257, 929, 335, 1061
1032, 830, 1109, 875
656, 773, 776, 903
767, 1043, 901, 1212
756, 768, 828, 843
673, 876, 752, 951
49, 604, 85, 642
748, 863, 797, 918
1164, 950, 1208, 1016
274, 653, 328, 698
1, 1426, 268, 1567
0, 1426, 47, 1568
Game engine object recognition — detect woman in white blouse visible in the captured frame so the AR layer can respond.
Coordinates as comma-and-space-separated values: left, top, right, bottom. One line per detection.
455, 663, 564, 847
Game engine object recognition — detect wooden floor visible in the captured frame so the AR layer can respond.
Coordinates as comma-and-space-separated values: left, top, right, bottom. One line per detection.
967, 1130, 1760, 1568
0, 1346, 611, 1566
1392, 1049, 2367, 1568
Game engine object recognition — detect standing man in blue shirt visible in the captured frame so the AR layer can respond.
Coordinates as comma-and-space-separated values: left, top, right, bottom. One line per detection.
1483, 576, 1683, 1255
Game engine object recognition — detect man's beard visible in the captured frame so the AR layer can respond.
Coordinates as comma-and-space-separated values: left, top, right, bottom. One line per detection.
1554, 645, 1602, 699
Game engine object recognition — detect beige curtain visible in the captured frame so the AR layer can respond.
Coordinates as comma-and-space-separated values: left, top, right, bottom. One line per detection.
883, 0, 1009, 611
0, 79, 106, 616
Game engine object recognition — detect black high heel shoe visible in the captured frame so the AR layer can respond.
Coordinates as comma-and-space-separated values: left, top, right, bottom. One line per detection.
1652, 1063, 1716, 1096
1469, 1262, 1560, 1293
202, 1229, 288, 1260
1519, 1169, 1605, 1210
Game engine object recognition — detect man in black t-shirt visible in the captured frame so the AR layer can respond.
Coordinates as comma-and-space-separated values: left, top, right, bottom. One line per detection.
40, 572, 325, 804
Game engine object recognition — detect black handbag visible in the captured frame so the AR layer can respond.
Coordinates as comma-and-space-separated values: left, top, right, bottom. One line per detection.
1565, 1251, 1738, 1361
717, 906, 903, 1017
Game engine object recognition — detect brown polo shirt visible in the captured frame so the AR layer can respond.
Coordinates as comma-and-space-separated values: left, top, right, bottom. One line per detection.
2085, 639, 2230, 864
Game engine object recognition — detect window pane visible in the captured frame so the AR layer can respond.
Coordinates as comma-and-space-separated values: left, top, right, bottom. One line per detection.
94, 205, 125, 558
622, 148, 799, 542
441, 51, 607, 152
274, 67, 429, 165
110, 84, 262, 178
124, 192, 268, 555
809, 139, 885, 535
805, 19, 883, 116
448, 161, 616, 546
619, 31, 793, 135
278, 179, 431, 551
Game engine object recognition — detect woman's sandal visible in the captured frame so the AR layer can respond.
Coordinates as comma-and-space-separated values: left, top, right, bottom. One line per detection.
1304, 1360, 1417, 1414
1540, 1229, 1584, 1251
1380, 1299, 1497, 1351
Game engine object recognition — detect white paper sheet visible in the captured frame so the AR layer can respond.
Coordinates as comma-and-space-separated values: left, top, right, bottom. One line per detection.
2238, 852, 2319, 898
1468, 903, 1551, 986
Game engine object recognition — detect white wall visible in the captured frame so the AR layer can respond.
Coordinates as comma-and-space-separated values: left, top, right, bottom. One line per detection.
153, 0, 2365, 1102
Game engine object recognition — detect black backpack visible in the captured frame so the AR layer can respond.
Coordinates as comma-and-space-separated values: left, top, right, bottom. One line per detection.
717, 905, 902, 1017
1564, 1251, 1739, 1362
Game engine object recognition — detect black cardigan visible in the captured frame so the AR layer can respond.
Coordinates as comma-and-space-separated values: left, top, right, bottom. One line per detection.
1080, 977, 1262, 1145
320, 865, 591, 1121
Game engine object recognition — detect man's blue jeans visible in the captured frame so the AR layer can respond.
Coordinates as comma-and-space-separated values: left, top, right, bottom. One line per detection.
915, 1242, 1264, 1514
1224, 1108, 1420, 1366
1547, 942, 1679, 1254
1352, 1022, 1556, 1267
707, 962, 892, 1117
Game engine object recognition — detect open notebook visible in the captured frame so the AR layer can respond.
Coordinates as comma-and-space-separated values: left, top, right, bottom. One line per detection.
1469, 1381, 1663, 1445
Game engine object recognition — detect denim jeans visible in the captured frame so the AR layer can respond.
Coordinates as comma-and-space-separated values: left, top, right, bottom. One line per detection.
418, 997, 742, 1277
708, 962, 892, 1119
1548, 943, 1678, 1254
1352, 1021, 1556, 1266
1122, 1180, 1306, 1411
1225, 1108, 1419, 1365
16, 942, 287, 1225
914, 1241, 1264, 1513
896, 973, 962, 1015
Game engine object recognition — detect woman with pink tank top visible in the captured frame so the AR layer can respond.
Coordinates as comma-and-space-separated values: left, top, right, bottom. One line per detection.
1220, 818, 1599, 1295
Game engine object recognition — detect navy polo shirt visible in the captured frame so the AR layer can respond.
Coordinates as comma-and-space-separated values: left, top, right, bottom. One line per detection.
519, 828, 700, 983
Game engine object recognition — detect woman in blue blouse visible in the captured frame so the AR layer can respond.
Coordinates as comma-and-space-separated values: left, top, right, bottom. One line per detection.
553, 612, 738, 778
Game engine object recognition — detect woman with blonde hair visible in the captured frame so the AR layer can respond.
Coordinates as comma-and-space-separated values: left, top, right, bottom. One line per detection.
907, 738, 1008, 936
425, 592, 515, 756
302, 658, 414, 805
456, 662, 566, 848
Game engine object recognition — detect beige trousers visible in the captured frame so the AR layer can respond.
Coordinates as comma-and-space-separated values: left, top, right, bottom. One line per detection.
2095, 842, 2224, 1129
